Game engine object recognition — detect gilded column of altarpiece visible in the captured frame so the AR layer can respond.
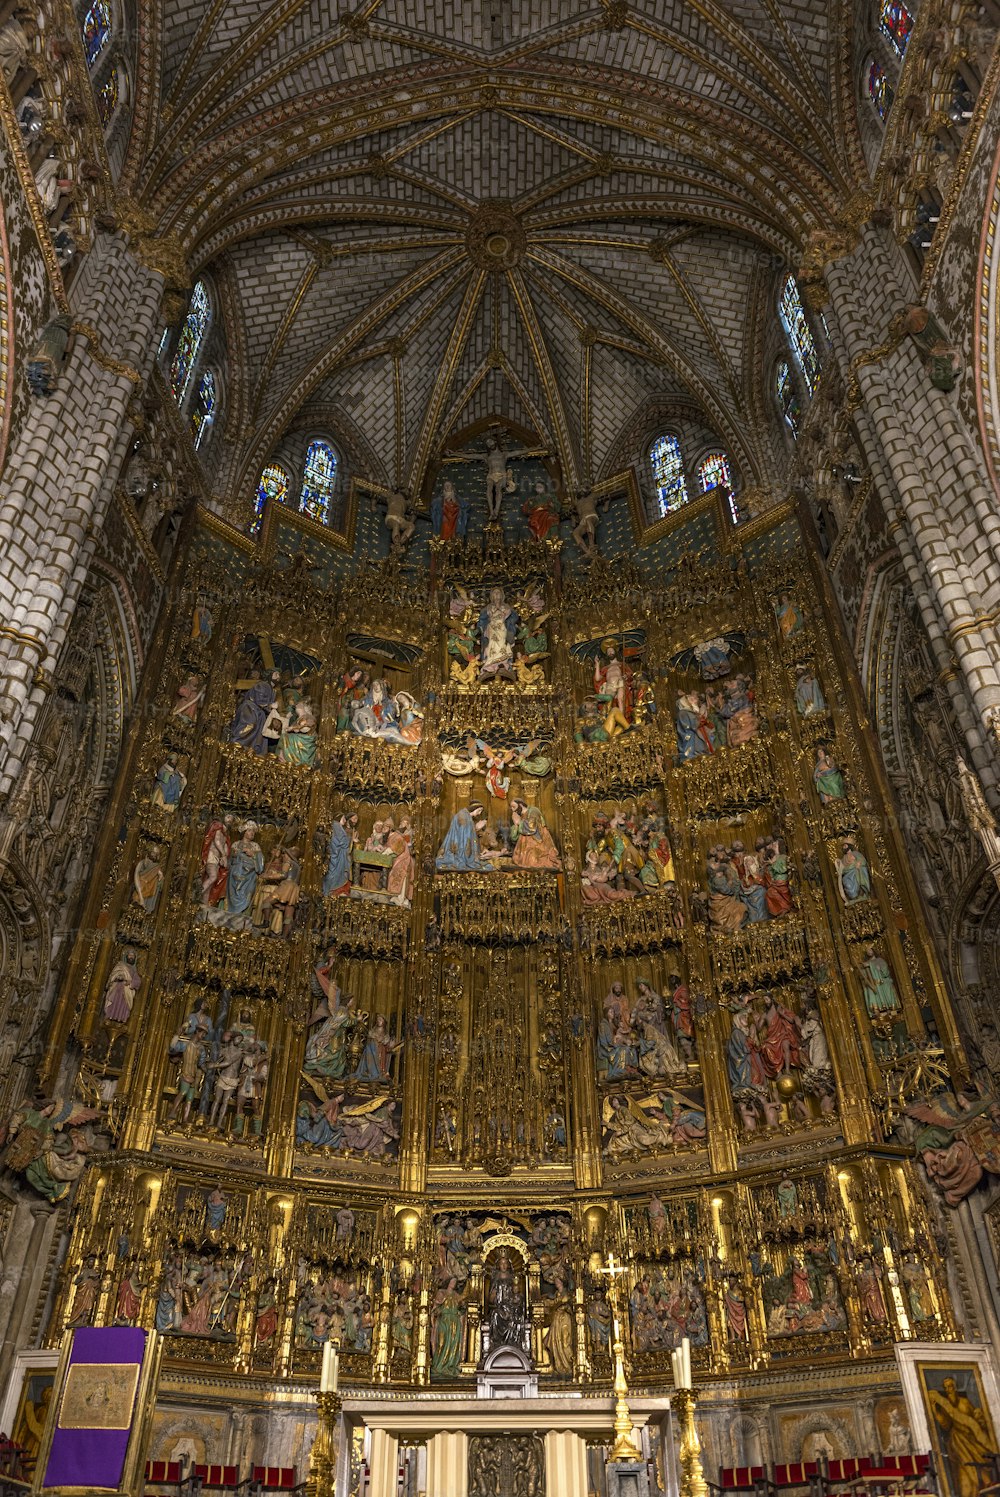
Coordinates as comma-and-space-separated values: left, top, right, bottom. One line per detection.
32, 515, 966, 1406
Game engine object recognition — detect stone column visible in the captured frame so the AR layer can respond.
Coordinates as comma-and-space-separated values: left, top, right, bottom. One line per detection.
368, 1427, 401, 1497
824, 223, 1000, 747
0, 1203, 56, 1391
425, 1430, 467, 1497
544, 1430, 590, 1497
0, 230, 163, 799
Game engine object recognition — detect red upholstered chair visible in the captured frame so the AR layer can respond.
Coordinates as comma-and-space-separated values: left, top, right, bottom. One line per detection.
238, 1467, 307, 1497
145, 1460, 185, 1496
861, 1454, 937, 1495
773, 1461, 822, 1497
193, 1464, 240, 1495
823, 1458, 862, 1496
822, 1453, 937, 1497
712, 1466, 772, 1497
0, 1436, 31, 1482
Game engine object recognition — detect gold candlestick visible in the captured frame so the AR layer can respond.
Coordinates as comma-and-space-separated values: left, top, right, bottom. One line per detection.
305, 1389, 340, 1497
600, 1253, 642, 1464
674, 1387, 709, 1497
609, 1324, 643, 1463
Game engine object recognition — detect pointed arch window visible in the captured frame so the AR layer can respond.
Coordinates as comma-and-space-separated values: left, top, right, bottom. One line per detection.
96, 66, 119, 127
300, 439, 338, 524
778, 275, 819, 396
698, 451, 732, 495
82, 0, 112, 67
879, 0, 913, 57
251, 463, 290, 537
191, 369, 217, 451
867, 58, 893, 120
169, 280, 211, 406
649, 433, 688, 516
776, 361, 801, 438
698, 451, 738, 523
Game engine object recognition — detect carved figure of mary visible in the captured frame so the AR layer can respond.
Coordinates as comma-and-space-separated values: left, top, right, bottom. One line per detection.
477, 588, 518, 679
435, 808, 493, 872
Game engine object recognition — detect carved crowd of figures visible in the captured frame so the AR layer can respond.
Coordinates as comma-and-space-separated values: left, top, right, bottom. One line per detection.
2, 497, 984, 1418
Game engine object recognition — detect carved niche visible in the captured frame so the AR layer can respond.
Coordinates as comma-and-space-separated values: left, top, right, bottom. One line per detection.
468, 1434, 544, 1497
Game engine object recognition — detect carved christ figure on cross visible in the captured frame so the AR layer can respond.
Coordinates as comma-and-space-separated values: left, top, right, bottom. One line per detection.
444, 427, 549, 521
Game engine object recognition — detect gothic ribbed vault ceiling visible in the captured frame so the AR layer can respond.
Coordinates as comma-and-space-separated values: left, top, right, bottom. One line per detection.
128, 0, 865, 503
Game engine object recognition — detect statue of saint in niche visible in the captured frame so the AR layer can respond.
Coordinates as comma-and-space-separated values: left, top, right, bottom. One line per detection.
486, 1249, 526, 1350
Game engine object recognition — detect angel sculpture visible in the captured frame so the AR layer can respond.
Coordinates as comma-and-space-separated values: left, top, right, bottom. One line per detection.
440, 735, 551, 797
297, 1073, 347, 1148
447, 587, 480, 686
903, 1091, 1000, 1206
375, 490, 415, 555
572, 489, 611, 558
0, 1095, 101, 1203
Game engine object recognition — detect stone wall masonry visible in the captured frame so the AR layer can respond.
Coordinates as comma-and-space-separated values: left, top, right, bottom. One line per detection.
0, 230, 163, 801
824, 223, 1000, 775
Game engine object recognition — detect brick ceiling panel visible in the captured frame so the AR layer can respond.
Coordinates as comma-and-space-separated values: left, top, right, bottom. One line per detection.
396, 278, 474, 456
259, 246, 451, 414
448, 370, 548, 445
144, 0, 847, 516
550, 240, 729, 389
555, 25, 771, 112
588, 342, 685, 476
226, 40, 435, 124
666, 231, 763, 382
518, 276, 584, 454
375, 0, 600, 53
161, 0, 274, 102
519, 269, 644, 348
225, 234, 316, 377
397, 113, 583, 205
306, 357, 399, 473
445, 284, 494, 395
494, 277, 549, 431
530, 172, 713, 214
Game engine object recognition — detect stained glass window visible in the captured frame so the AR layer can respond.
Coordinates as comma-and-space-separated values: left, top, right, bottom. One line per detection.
778, 275, 820, 396
698, 451, 731, 494
776, 361, 801, 438
300, 439, 338, 525
170, 280, 211, 405
868, 58, 892, 120
698, 451, 737, 523
191, 370, 217, 451
96, 66, 119, 127
251, 463, 289, 536
82, 0, 111, 67
879, 0, 913, 57
649, 434, 688, 516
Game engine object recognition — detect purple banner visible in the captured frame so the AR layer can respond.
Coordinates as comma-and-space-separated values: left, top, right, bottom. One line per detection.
43, 1327, 147, 1491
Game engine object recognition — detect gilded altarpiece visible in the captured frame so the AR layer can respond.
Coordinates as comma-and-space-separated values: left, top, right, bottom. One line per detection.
32, 506, 968, 1422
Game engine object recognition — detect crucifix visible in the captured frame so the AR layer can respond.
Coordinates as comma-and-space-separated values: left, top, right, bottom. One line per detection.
443, 424, 549, 521
598, 1250, 630, 1338
598, 1251, 642, 1463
